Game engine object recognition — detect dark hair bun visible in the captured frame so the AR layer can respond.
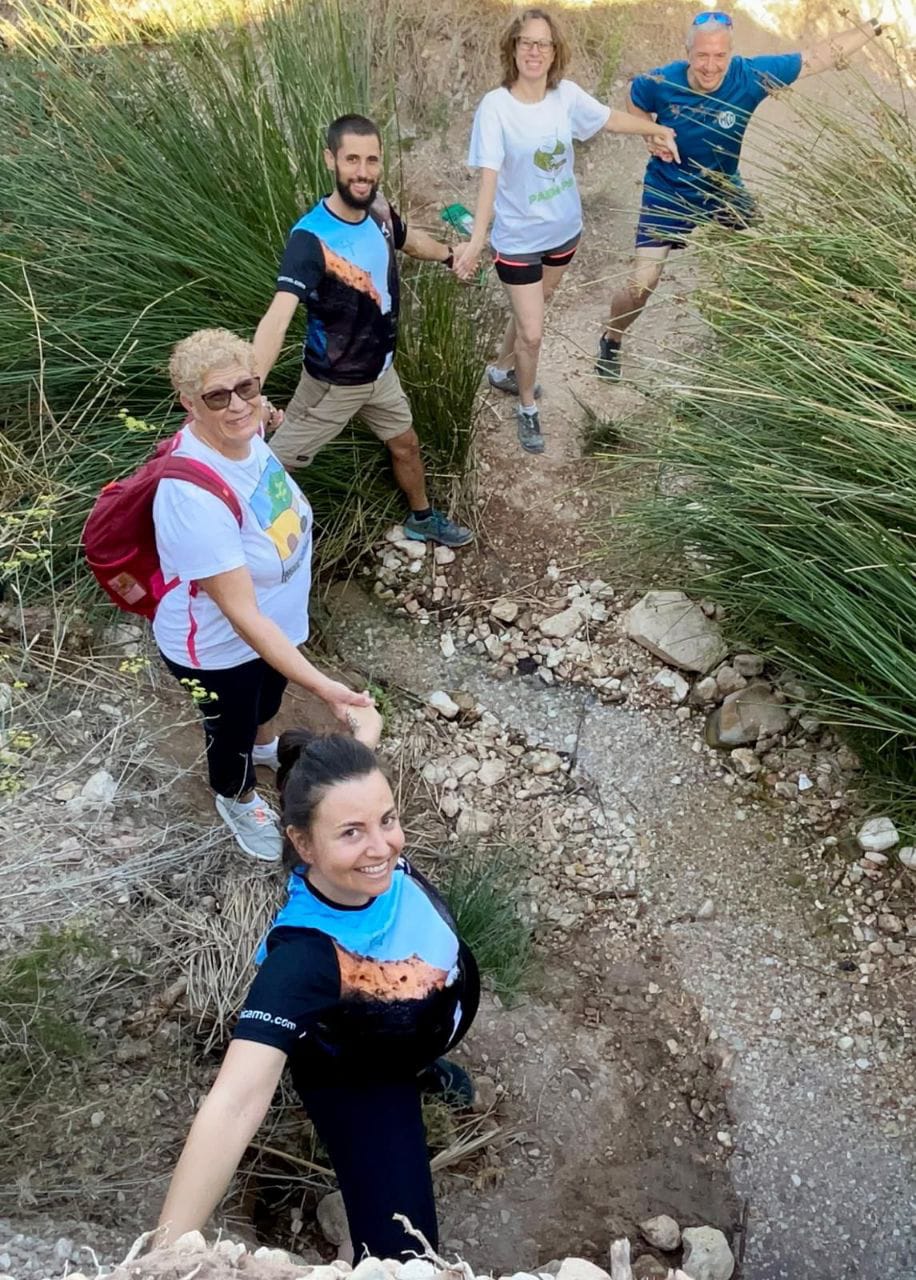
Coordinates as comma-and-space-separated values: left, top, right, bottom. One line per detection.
276, 728, 319, 794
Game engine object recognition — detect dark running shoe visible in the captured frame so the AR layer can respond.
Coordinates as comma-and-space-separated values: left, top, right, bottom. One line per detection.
487, 365, 542, 399
596, 334, 622, 382
418, 1057, 475, 1108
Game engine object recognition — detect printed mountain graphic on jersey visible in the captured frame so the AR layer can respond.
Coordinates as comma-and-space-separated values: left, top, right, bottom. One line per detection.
319, 241, 382, 307
533, 138, 567, 175
335, 942, 449, 1001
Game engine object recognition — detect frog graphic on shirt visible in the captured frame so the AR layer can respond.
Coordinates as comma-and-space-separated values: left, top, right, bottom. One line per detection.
532, 136, 567, 175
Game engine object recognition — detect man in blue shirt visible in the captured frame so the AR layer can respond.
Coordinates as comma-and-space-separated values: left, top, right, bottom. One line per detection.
254, 114, 472, 548
596, 10, 886, 381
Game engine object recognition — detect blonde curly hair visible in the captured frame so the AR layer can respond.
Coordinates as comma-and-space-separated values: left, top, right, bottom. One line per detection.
499, 7, 570, 91
169, 328, 255, 397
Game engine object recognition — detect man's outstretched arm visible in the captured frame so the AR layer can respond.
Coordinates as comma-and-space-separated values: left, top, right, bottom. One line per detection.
252, 291, 299, 387
401, 225, 453, 265
799, 16, 882, 77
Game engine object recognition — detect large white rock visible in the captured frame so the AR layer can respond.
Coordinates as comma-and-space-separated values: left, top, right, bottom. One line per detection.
856, 816, 899, 853
539, 604, 587, 640
639, 1213, 681, 1251
681, 1226, 735, 1280
427, 690, 459, 720
625, 591, 726, 673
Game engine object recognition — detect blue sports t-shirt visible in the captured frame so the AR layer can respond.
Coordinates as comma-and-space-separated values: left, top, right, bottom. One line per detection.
276, 195, 407, 386
630, 53, 802, 204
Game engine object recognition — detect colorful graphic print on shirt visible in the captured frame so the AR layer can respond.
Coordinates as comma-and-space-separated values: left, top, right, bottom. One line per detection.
247, 454, 310, 582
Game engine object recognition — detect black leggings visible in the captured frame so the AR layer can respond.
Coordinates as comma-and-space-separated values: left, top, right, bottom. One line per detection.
298, 1079, 436, 1261
161, 653, 287, 797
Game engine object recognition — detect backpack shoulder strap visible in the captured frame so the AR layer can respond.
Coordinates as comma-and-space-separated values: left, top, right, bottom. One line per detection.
156, 456, 244, 526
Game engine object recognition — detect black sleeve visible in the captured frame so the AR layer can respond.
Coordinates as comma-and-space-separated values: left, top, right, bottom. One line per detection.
389, 204, 407, 251
276, 229, 325, 301
232, 929, 340, 1055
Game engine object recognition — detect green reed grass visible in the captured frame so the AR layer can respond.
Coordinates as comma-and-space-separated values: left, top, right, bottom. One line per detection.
0, 0, 496, 598
623, 80, 916, 808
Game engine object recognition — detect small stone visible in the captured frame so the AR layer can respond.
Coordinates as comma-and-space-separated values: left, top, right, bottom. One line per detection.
478, 759, 507, 787
522, 749, 563, 775
797, 772, 814, 791
856, 816, 899, 853
729, 747, 760, 776
66, 768, 118, 812
427, 691, 459, 720
385, 524, 406, 544
632, 1260, 668, 1280
692, 675, 719, 704
706, 682, 789, 748
862, 850, 888, 865
317, 1190, 349, 1246
625, 590, 727, 673
440, 633, 456, 659
399, 540, 426, 561
696, 898, 716, 921
539, 604, 587, 641
214, 1240, 247, 1263
733, 653, 764, 677
456, 807, 495, 836
434, 545, 456, 566
440, 793, 460, 819
53, 1238, 74, 1265
556, 1260, 610, 1280
639, 1214, 681, 1251
90, 1110, 105, 1127
397, 1263, 439, 1280
681, 1228, 735, 1280
452, 754, 479, 779
173, 1231, 207, 1253
837, 1036, 854, 1051
651, 668, 690, 703
491, 598, 520, 624
898, 846, 916, 871
714, 664, 747, 697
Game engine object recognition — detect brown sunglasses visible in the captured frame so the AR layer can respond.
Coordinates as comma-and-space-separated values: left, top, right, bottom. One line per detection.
200, 375, 262, 411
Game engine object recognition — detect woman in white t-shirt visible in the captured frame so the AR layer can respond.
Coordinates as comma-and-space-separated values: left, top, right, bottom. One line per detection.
154, 329, 381, 861
454, 7, 678, 454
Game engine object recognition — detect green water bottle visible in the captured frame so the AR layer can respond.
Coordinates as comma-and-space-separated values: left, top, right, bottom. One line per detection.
440, 203, 488, 284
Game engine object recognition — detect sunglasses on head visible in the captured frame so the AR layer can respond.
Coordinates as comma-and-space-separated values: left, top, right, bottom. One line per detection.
199, 375, 262, 411
692, 10, 733, 26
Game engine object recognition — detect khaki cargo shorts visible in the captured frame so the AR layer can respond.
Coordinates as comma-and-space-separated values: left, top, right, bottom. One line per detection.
269, 365, 413, 469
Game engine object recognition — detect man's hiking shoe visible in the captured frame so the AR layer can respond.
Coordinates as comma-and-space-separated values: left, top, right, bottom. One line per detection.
418, 1057, 475, 1108
487, 365, 542, 399
404, 510, 473, 548
215, 793, 283, 861
516, 407, 545, 454
596, 334, 622, 382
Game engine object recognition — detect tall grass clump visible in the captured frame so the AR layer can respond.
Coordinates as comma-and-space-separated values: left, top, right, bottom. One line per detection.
624, 76, 916, 808
0, 0, 496, 599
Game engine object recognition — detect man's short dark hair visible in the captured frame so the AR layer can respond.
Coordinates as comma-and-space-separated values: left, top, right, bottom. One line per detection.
326, 114, 381, 155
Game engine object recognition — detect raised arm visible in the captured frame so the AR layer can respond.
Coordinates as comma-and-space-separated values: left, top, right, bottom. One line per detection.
799, 16, 882, 77
157, 1040, 285, 1244
252, 291, 299, 387
198, 566, 378, 734
452, 167, 498, 282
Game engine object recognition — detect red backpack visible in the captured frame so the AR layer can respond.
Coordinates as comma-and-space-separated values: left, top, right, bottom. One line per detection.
82, 432, 243, 619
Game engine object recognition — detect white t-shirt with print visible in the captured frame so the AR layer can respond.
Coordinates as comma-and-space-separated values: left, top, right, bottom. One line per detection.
467, 80, 611, 255
152, 428, 313, 670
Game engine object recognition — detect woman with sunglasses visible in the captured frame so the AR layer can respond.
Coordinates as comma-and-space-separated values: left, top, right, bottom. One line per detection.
453, 6, 677, 455
154, 328, 380, 861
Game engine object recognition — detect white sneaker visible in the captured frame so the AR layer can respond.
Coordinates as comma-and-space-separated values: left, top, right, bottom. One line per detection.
215, 793, 283, 861
252, 737, 280, 770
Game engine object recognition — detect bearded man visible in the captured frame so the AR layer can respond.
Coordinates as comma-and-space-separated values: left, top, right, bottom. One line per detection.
254, 114, 472, 548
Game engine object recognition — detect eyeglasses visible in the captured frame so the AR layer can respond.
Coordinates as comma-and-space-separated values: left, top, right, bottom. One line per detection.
692, 11, 733, 26
516, 37, 555, 52
199, 375, 262, 411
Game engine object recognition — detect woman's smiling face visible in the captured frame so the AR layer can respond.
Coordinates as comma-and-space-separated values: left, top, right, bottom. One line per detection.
289, 769, 405, 907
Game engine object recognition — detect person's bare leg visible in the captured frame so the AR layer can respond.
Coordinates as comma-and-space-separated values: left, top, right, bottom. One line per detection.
505, 280, 545, 408
604, 246, 670, 342
495, 262, 569, 375
386, 428, 429, 511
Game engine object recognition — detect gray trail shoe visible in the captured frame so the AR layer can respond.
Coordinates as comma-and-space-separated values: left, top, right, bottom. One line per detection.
403, 509, 474, 547
215, 793, 283, 861
516, 407, 545, 454
487, 365, 542, 399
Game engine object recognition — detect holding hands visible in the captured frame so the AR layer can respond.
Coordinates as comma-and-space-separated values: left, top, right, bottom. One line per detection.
451, 240, 485, 281
648, 126, 680, 164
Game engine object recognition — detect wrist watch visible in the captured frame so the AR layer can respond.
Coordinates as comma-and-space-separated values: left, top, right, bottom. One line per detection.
868, 15, 883, 34
443, 248, 455, 269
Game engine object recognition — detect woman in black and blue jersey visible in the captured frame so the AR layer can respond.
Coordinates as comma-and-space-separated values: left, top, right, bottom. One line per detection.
156, 730, 480, 1261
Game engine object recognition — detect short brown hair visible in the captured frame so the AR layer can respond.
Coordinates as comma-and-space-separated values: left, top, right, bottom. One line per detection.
499, 8, 570, 91
169, 328, 255, 396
